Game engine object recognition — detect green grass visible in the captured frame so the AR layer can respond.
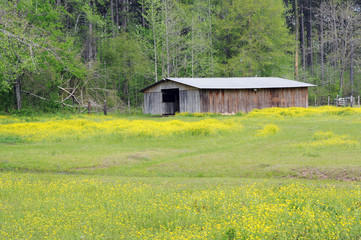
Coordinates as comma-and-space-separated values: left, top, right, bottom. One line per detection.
1, 114, 361, 179
1, 108, 361, 239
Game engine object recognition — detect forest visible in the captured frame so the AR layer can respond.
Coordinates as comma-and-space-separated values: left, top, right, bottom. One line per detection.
0, 0, 360, 113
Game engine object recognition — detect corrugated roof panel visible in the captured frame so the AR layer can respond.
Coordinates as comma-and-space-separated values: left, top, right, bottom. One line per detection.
166, 77, 316, 89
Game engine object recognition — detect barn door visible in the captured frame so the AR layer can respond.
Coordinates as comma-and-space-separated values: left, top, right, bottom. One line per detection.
161, 88, 179, 115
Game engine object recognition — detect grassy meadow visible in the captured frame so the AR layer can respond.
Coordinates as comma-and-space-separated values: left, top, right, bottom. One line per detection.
1, 106, 361, 239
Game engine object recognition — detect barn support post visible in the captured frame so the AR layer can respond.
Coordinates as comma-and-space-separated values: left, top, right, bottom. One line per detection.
358, 96, 360, 108
328, 96, 330, 106
336, 95, 339, 107
103, 100, 107, 115
314, 96, 316, 107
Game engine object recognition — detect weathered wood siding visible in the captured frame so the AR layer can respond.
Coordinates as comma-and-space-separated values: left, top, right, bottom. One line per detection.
144, 80, 196, 92
162, 102, 176, 115
200, 88, 309, 113
180, 90, 200, 113
143, 81, 200, 114
143, 92, 162, 114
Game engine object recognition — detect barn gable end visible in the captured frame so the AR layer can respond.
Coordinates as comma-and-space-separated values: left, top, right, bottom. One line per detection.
142, 80, 201, 115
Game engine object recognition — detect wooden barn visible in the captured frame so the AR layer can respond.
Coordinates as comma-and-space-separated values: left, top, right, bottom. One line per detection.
140, 77, 315, 115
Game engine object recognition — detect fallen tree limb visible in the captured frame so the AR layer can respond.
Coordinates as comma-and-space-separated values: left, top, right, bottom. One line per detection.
22, 90, 75, 108
58, 86, 81, 105
22, 90, 121, 113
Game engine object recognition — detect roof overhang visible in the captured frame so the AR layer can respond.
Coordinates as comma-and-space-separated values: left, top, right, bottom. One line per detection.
140, 77, 316, 92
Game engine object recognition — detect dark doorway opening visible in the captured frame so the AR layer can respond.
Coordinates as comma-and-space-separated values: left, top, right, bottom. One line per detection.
162, 88, 179, 115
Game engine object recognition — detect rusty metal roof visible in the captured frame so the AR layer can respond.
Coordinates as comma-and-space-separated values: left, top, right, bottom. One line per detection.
140, 77, 315, 92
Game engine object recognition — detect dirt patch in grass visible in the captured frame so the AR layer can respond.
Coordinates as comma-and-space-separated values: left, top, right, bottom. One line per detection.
70, 149, 184, 172
71, 152, 154, 171
291, 167, 361, 181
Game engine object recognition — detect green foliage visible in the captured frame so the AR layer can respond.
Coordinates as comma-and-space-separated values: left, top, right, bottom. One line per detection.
0, 135, 22, 144
141, 0, 215, 79
99, 33, 151, 105
101, 34, 150, 78
5, 0, 355, 112
0, 91, 13, 112
0, 0, 87, 111
225, 228, 237, 240
214, 0, 294, 77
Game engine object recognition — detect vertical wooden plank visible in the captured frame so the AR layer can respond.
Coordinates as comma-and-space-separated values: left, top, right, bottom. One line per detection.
231, 90, 237, 113
245, 90, 250, 112
195, 90, 201, 113
240, 90, 246, 113
147, 92, 162, 114
180, 90, 200, 113
221, 90, 224, 113
179, 90, 186, 112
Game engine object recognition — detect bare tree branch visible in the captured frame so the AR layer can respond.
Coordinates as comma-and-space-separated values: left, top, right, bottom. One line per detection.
22, 90, 74, 108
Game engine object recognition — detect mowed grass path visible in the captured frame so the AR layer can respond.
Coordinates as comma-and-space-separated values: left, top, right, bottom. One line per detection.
1, 107, 361, 239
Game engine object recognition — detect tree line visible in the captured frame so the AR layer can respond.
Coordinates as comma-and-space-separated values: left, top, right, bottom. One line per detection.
0, 0, 360, 112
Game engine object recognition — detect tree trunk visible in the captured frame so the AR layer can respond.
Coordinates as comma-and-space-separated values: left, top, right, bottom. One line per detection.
300, 2, 306, 81
151, 1, 158, 82
14, 77, 21, 111
350, 40, 354, 96
319, 12, 324, 85
339, 37, 345, 96
191, 17, 194, 78
208, 0, 214, 76
111, 0, 115, 37
294, 0, 299, 80
331, 2, 338, 67
164, 0, 170, 77
339, 67, 344, 97
93, 24, 97, 61
306, 0, 313, 75
115, 0, 120, 35
122, 0, 128, 31
123, 77, 130, 112
88, 16, 93, 68
141, 0, 145, 27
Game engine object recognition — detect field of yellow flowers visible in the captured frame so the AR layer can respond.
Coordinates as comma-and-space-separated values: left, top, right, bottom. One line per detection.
1, 106, 361, 239
0, 115, 241, 142
1, 173, 361, 239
